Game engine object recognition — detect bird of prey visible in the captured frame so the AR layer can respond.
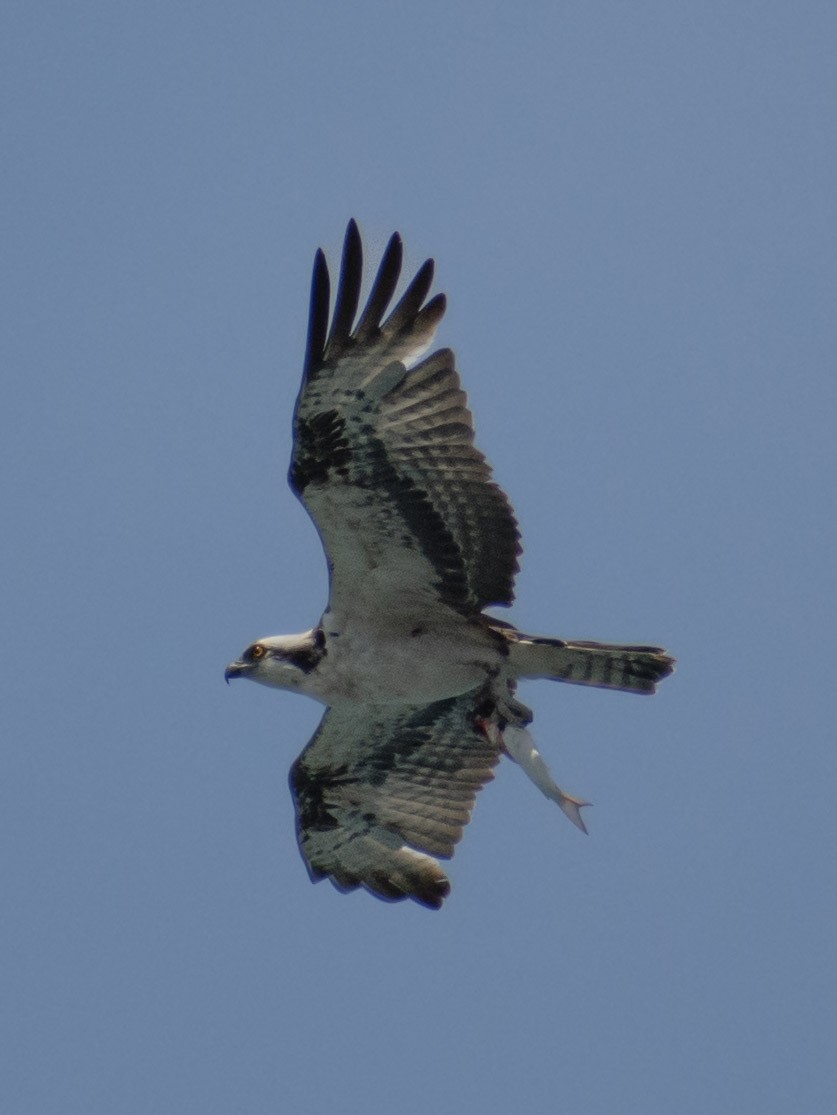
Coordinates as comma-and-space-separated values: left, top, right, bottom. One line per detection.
225, 220, 674, 909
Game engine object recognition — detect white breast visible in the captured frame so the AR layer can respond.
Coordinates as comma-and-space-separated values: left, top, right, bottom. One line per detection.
298, 618, 502, 706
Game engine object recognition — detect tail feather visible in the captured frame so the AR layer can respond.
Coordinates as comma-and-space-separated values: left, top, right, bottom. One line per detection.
508, 634, 675, 695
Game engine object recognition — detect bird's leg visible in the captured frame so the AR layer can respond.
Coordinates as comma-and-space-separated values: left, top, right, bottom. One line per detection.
487, 673, 532, 728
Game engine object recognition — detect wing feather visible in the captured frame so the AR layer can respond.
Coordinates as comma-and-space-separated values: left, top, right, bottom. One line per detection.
303, 249, 330, 374
289, 693, 503, 908
382, 257, 437, 335
325, 218, 362, 357
289, 221, 521, 617
355, 231, 402, 341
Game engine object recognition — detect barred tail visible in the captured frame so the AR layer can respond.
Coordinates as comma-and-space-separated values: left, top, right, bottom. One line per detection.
508, 634, 675, 695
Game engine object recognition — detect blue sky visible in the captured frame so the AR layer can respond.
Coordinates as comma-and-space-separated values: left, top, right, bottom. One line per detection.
2, 3, 835, 1112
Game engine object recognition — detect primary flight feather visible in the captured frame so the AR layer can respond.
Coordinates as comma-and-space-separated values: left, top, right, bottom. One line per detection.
225, 220, 674, 909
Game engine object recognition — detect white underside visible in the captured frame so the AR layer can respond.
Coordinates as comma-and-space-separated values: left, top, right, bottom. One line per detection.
298, 617, 502, 705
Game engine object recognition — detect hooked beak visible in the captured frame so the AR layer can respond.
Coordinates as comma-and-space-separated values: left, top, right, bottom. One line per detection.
224, 660, 251, 684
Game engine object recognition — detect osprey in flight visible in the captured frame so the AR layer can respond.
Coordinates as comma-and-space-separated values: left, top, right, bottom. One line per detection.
226, 221, 674, 909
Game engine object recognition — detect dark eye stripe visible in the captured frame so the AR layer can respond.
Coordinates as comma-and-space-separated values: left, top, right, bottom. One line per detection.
285, 633, 327, 674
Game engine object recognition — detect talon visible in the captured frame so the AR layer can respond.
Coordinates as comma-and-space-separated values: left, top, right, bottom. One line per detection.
475, 715, 503, 745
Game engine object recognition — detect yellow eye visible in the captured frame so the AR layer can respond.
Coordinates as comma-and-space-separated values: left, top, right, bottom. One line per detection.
251, 644, 266, 660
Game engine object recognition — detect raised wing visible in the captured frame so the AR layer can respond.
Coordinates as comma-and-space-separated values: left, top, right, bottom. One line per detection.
289, 220, 521, 618
289, 694, 503, 908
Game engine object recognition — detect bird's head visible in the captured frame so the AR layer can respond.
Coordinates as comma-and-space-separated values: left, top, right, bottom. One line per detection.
224, 630, 325, 692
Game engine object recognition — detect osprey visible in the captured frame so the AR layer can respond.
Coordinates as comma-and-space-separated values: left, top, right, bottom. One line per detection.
226, 221, 674, 909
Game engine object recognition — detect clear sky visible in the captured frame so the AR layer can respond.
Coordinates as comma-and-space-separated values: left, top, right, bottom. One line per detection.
2, 3, 835, 1112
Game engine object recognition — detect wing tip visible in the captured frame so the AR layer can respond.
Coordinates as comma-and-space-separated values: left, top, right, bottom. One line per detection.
312, 865, 451, 910
304, 248, 330, 373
